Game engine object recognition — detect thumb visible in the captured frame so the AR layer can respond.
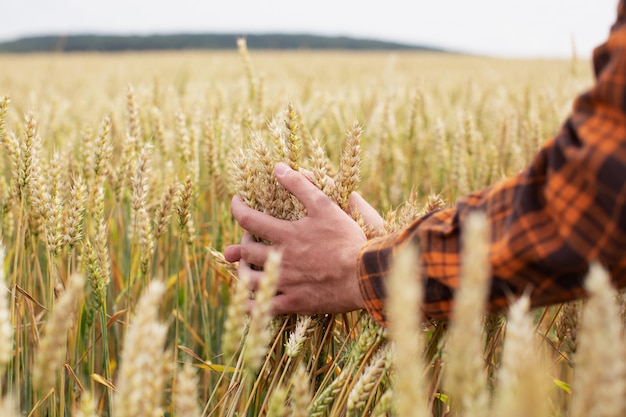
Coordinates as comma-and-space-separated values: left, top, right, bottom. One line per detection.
274, 162, 332, 216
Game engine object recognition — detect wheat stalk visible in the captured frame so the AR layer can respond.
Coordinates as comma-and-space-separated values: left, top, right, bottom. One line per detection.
237, 37, 258, 102
290, 362, 311, 417
0, 244, 12, 369
33, 273, 85, 392
490, 295, 550, 417
114, 281, 170, 417
153, 181, 179, 241
74, 391, 97, 417
176, 173, 196, 245
347, 346, 389, 416
332, 121, 362, 211
267, 385, 289, 417
0, 395, 19, 417
571, 263, 626, 417
556, 300, 581, 356
244, 250, 281, 374
0, 97, 9, 142
63, 174, 87, 250
309, 368, 350, 417
91, 116, 113, 181
126, 84, 142, 143
444, 211, 490, 416
174, 361, 202, 417
285, 315, 313, 358
221, 270, 251, 363
45, 151, 64, 257
388, 244, 429, 417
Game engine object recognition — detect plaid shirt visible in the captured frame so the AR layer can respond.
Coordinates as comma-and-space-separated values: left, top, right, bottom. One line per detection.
357, 1, 626, 326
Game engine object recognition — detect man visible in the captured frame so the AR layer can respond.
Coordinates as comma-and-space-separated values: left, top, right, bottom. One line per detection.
224, 0, 626, 326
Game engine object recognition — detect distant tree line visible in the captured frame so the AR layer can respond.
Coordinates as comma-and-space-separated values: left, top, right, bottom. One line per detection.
0, 33, 447, 53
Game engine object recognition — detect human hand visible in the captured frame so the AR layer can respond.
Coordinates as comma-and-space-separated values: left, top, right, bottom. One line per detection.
224, 162, 382, 315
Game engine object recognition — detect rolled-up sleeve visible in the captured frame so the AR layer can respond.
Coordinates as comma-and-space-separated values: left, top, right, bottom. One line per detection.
358, 2, 626, 326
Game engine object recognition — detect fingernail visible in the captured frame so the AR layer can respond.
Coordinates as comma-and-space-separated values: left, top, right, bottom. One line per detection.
275, 162, 291, 177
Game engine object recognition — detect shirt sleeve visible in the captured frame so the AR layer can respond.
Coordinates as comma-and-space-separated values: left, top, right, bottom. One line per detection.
357, 2, 626, 326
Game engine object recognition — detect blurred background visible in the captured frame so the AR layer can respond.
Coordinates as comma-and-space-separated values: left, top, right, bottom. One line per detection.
0, 0, 619, 58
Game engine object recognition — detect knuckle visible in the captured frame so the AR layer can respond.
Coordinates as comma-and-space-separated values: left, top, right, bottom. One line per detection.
291, 172, 308, 188
311, 192, 331, 210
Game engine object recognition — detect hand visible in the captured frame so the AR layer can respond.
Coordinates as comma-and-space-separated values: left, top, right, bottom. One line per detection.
224, 162, 382, 315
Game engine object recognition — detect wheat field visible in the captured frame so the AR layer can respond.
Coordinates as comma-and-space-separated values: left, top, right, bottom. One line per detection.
0, 44, 622, 416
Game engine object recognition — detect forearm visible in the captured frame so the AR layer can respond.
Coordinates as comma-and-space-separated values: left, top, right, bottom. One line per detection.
358, 7, 626, 326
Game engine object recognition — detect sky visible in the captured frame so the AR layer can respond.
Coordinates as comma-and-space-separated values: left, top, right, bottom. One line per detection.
0, 0, 620, 58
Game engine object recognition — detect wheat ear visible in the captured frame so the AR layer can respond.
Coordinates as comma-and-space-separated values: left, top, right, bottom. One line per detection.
33, 273, 85, 391
491, 295, 550, 417
388, 244, 429, 417
114, 281, 169, 417
0, 394, 19, 417
174, 361, 202, 417
444, 211, 490, 416
290, 362, 311, 417
244, 250, 281, 374
0, 244, 12, 369
285, 315, 313, 358
221, 270, 251, 363
571, 263, 626, 417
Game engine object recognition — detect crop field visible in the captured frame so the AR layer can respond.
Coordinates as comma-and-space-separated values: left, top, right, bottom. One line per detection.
0, 44, 622, 416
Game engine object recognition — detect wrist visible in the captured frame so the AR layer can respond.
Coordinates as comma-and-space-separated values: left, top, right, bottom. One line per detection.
343, 237, 368, 311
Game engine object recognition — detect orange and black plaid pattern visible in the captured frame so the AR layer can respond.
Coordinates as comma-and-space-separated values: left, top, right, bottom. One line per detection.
357, 1, 626, 326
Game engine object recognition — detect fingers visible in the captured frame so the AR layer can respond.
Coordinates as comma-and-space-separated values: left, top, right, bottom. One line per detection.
224, 232, 272, 266
223, 244, 241, 263
239, 232, 272, 267
274, 162, 333, 216
230, 195, 289, 242
231, 163, 338, 239
348, 191, 384, 233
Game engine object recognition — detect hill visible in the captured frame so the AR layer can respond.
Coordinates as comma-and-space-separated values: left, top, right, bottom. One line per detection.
0, 33, 447, 53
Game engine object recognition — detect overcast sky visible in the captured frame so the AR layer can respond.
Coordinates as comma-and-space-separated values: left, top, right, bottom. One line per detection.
0, 0, 619, 58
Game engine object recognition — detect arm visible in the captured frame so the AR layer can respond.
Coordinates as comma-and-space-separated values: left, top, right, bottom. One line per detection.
359, 4, 626, 325
226, 3, 626, 324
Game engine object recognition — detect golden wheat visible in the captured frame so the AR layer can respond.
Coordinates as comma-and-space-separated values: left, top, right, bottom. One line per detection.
444, 212, 491, 416
0, 244, 11, 369
571, 264, 626, 417
114, 281, 170, 417
174, 361, 202, 417
33, 273, 85, 392
244, 250, 281, 374
491, 295, 551, 417
387, 244, 429, 417
0, 46, 604, 417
